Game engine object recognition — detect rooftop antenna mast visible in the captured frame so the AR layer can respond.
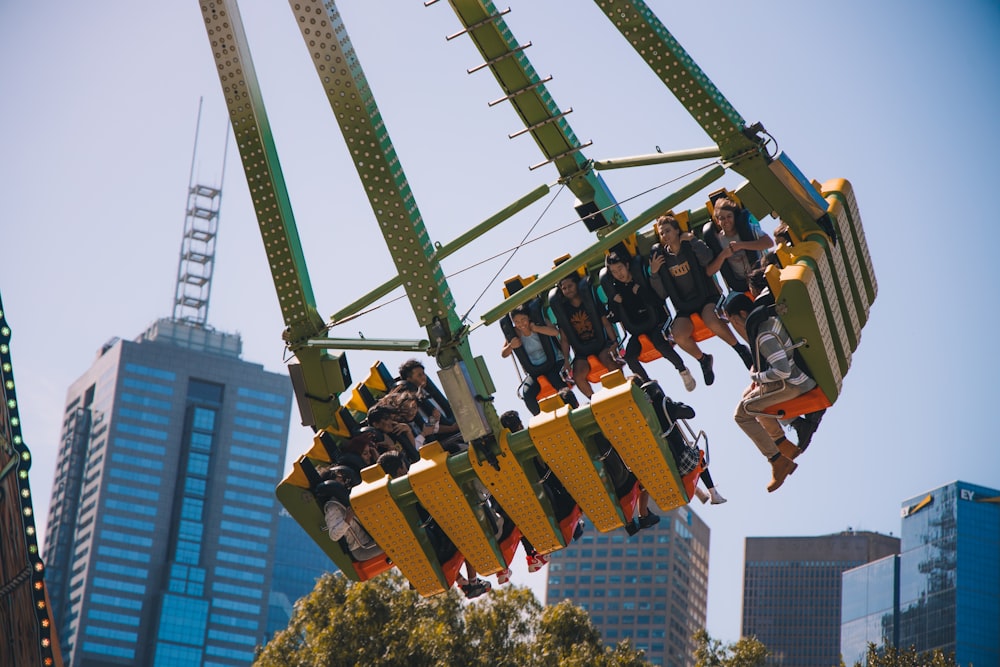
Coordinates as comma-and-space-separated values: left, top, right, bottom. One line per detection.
172, 96, 230, 326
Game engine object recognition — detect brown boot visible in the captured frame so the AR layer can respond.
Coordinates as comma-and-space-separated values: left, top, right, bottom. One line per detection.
777, 439, 801, 461
767, 455, 798, 493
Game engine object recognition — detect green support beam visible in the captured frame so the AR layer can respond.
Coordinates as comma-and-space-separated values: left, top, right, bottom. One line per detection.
198, 0, 325, 346
287, 0, 460, 336
442, 0, 628, 232
591, 0, 835, 238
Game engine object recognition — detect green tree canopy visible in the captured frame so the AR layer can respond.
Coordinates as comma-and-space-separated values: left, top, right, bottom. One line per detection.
853, 643, 960, 667
693, 630, 768, 667
255, 571, 651, 667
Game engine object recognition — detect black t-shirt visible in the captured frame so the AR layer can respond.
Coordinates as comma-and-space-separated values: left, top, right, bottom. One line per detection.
567, 302, 599, 344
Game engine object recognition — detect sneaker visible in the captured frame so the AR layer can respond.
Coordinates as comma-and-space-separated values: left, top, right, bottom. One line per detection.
694, 487, 710, 504
625, 519, 640, 536
461, 578, 492, 599
791, 409, 826, 453
735, 343, 754, 370
638, 511, 660, 529
573, 518, 585, 541
698, 354, 715, 386
679, 368, 696, 392
496, 568, 512, 585
709, 488, 728, 504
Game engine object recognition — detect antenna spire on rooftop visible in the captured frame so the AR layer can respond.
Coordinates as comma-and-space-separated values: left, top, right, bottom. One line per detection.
172, 97, 230, 326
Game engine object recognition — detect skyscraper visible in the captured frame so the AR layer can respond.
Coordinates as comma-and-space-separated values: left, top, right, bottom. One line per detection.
741, 531, 899, 666
265, 508, 331, 639
546, 506, 710, 667
43, 318, 293, 666
841, 481, 1000, 667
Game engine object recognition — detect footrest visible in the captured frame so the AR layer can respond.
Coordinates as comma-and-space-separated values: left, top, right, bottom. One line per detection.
528, 406, 625, 532
408, 442, 505, 576
468, 430, 564, 555
585, 354, 609, 384
350, 470, 448, 596
590, 375, 687, 513
689, 313, 714, 343
536, 373, 558, 400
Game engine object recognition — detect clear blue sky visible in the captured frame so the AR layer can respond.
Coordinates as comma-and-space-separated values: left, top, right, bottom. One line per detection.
2, 0, 998, 644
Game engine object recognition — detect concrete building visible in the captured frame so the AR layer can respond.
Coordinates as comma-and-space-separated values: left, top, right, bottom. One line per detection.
546, 506, 710, 667
741, 531, 899, 666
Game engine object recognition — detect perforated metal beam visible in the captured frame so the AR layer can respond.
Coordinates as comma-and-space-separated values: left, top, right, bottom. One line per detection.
441, 0, 627, 229
198, 1, 325, 344
591, 0, 835, 238
288, 0, 460, 332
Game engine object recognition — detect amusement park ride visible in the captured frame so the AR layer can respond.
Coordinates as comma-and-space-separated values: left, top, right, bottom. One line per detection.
196, 0, 876, 596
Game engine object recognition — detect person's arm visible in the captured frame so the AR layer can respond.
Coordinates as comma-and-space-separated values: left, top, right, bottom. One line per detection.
558, 325, 572, 369
689, 238, 714, 267
648, 251, 669, 300
501, 335, 521, 358
730, 231, 774, 253
532, 322, 561, 338
705, 234, 730, 276
750, 330, 793, 384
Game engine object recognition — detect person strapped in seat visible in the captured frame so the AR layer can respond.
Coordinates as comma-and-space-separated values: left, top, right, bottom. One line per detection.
722, 267, 825, 493
549, 273, 623, 399
500, 300, 576, 415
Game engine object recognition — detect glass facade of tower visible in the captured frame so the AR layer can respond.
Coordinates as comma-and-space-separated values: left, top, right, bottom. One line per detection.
44, 323, 295, 667
741, 532, 900, 667
840, 554, 899, 666
841, 481, 999, 667
546, 506, 710, 667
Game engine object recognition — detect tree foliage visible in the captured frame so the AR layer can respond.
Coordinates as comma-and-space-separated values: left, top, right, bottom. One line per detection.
255, 571, 651, 667
692, 630, 767, 667
851, 643, 961, 667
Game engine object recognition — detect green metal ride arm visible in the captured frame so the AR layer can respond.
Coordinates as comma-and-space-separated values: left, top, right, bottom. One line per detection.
589, 0, 831, 236
199, 1, 349, 431
442, 0, 627, 232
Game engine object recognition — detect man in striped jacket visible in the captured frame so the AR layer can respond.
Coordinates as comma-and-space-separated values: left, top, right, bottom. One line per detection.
723, 288, 815, 493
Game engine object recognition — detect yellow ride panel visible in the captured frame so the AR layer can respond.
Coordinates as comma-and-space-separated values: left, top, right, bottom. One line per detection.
822, 178, 877, 306
821, 190, 872, 329
767, 263, 842, 402
468, 430, 565, 555
276, 476, 356, 579
804, 226, 862, 352
351, 471, 448, 596
590, 377, 688, 512
408, 442, 504, 576
777, 240, 853, 376
528, 406, 624, 532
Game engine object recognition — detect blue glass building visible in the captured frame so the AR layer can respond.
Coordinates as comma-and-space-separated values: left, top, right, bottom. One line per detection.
265, 509, 331, 640
43, 319, 296, 667
841, 481, 1000, 666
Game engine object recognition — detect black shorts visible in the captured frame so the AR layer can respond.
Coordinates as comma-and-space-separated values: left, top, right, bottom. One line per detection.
675, 295, 718, 319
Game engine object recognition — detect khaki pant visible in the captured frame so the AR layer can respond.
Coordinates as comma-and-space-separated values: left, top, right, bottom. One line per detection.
734, 379, 815, 458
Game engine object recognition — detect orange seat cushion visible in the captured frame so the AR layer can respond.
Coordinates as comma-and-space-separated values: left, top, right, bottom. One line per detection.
637, 334, 661, 363
760, 385, 832, 419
